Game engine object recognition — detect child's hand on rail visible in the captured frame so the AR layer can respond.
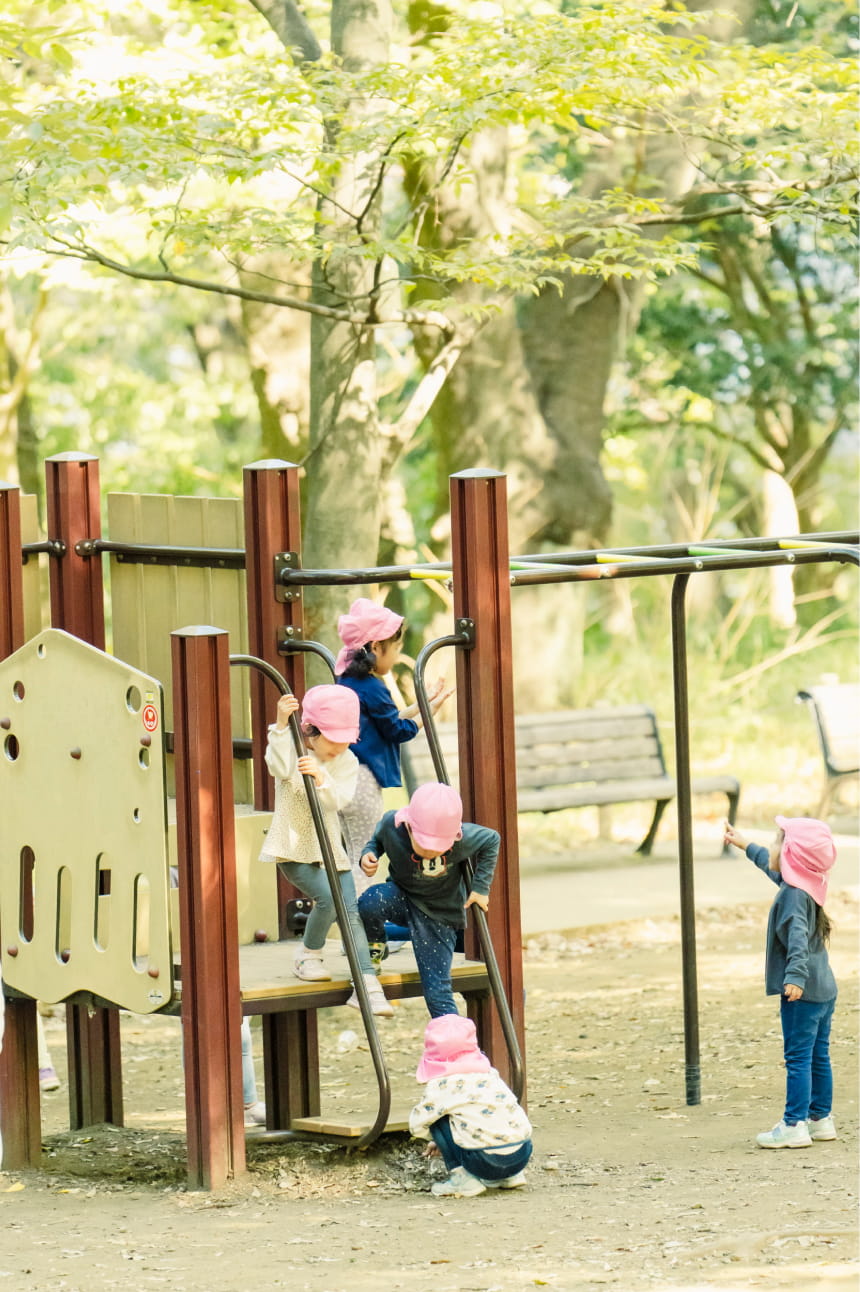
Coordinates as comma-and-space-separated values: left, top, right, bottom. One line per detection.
465, 891, 489, 912
428, 677, 455, 712
275, 693, 300, 729
297, 754, 323, 786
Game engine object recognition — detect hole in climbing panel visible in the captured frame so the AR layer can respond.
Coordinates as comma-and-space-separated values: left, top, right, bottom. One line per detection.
19, 846, 35, 942
94, 855, 111, 951
125, 685, 142, 713
12, 681, 24, 701
133, 873, 151, 970
139, 747, 150, 769
55, 866, 72, 964
36, 643, 46, 658
4, 733, 19, 761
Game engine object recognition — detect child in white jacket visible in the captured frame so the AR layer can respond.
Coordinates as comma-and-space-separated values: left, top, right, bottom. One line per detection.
409, 1014, 532, 1197
260, 685, 392, 1017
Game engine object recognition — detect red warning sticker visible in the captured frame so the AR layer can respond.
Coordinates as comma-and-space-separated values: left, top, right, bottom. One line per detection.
142, 703, 159, 732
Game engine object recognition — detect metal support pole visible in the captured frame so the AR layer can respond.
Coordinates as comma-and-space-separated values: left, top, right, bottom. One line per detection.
671, 573, 701, 1106
449, 469, 525, 1090
172, 626, 246, 1188
45, 453, 123, 1129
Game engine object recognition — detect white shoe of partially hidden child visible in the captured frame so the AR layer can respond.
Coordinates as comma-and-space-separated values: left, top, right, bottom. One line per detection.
346, 973, 394, 1017
480, 1170, 527, 1189
294, 953, 331, 982
431, 1166, 486, 1198
756, 1119, 812, 1148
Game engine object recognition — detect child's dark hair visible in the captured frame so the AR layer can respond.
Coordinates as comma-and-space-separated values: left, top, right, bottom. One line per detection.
341, 625, 404, 679
815, 904, 832, 946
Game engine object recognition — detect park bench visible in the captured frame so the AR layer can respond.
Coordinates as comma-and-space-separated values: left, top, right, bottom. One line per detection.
797, 682, 860, 815
403, 704, 740, 855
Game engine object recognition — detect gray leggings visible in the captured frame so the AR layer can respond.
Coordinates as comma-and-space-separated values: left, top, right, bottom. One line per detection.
277, 859, 374, 976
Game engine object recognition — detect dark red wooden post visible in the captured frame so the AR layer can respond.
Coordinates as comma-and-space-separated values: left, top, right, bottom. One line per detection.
242, 459, 305, 813
0, 481, 41, 1167
172, 626, 245, 1188
242, 460, 320, 1129
0, 482, 25, 657
44, 453, 123, 1129
449, 469, 525, 1086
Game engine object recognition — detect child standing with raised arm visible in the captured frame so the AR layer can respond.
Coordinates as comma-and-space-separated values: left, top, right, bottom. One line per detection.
259, 684, 393, 1017
723, 815, 838, 1148
358, 782, 499, 1018
335, 598, 453, 901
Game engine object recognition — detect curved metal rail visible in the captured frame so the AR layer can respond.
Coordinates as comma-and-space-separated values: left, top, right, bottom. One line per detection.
228, 653, 391, 1149
413, 633, 525, 1101
276, 636, 338, 678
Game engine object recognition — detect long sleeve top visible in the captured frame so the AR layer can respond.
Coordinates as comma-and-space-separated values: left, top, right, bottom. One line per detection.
363, 811, 500, 929
747, 843, 837, 1001
409, 1070, 532, 1149
259, 725, 358, 870
337, 674, 418, 788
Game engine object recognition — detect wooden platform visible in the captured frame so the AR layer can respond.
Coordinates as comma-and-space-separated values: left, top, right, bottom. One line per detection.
234, 939, 490, 1012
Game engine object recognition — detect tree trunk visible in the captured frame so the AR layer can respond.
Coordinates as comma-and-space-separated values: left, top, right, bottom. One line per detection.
301, 0, 392, 654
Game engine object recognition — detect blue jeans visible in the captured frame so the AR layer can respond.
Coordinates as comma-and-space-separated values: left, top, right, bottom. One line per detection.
359, 882, 457, 1016
278, 861, 374, 976
780, 995, 836, 1124
430, 1116, 533, 1181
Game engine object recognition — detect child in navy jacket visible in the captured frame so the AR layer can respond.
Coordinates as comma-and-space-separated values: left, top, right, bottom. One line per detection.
724, 815, 838, 1148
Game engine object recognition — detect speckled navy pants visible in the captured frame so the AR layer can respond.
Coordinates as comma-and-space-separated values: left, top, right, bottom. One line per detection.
358, 881, 457, 1017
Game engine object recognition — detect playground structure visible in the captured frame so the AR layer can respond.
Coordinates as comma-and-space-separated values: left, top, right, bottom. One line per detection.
0, 453, 857, 1190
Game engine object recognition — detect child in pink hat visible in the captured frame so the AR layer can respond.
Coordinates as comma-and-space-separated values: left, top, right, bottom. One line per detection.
335, 598, 453, 919
409, 1014, 533, 1197
357, 783, 500, 1017
259, 685, 392, 1017
724, 816, 838, 1148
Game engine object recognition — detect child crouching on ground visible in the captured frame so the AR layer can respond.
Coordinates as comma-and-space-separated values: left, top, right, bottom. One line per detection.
409, 1014, 533, 1197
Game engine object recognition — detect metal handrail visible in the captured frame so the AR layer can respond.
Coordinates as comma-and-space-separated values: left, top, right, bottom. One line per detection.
228, 654, 391, 1149
413, 632, 526, 1102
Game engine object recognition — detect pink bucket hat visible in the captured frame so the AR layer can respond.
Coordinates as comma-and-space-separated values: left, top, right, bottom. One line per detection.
775, 815, 836, 907
416, 1014, 492, 1082
334, 597, 404, 675
395, 782, 463, 853
300, 685, 360, 743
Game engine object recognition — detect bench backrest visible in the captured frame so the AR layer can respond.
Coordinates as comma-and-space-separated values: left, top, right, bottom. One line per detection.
402, 705, 668, 794
798, 684, 860, 776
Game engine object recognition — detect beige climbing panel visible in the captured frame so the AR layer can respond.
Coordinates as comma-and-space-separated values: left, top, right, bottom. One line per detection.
0, 629, 173, 1013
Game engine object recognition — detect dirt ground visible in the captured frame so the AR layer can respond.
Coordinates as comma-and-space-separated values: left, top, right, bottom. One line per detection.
1, 886, 857, 1292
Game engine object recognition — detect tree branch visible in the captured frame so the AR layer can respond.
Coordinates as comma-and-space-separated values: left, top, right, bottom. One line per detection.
246, 0, 321, 65
26, 235, 456, 334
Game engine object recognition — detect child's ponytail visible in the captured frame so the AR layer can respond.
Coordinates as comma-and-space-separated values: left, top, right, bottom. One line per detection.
815, 904, 832, 946
342, 643, 376, 679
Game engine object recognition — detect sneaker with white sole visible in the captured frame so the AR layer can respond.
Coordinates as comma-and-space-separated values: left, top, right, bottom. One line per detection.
479, 1170, 527, 1189
345, 974, 394, 1017
808, 1115, 837, 1141
244, 1101, 267, 1127
294, 953, 331, 982
431, 1166, 486, 1198
756, 1119, 812, 1149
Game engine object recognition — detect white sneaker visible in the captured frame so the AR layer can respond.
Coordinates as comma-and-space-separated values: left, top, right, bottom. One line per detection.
243, 1101, 267, 1127
480, 1170, 527, 1189
756, 1119, 812, 1149
431, 1166, 486, 1197
808, 1115, 837, 1141
346, 974, 394, 1017
294, 953, 331, 982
